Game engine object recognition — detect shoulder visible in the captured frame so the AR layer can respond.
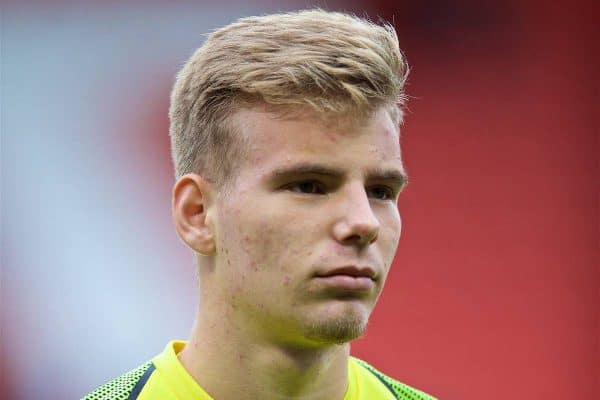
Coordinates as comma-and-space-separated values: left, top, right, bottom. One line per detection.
81, 361, 155, 400
351, 357, 437, 400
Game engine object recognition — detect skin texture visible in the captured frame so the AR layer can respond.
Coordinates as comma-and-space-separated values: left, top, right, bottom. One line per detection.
173, 105, 406, 400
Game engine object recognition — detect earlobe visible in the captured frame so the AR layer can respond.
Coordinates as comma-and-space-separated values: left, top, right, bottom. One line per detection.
172, 174, 216, 255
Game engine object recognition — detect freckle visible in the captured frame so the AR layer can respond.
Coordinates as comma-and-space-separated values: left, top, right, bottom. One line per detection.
324, 131, 338, 142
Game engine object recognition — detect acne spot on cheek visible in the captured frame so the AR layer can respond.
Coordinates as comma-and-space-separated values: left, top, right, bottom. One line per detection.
226, 301, 237, 312
249, 261, 258, 272
283, 276, 291, 286
324, 131, 338, 143
241, 236, 251, 252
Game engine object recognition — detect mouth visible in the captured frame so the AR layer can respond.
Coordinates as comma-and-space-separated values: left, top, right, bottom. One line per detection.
314, 266, 376, 291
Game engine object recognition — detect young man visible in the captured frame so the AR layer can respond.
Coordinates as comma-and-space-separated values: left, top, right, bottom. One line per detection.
83, 9, 435, 400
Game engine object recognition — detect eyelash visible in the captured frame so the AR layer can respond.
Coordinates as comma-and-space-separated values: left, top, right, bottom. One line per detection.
366, 186, 395, 200
284, 180, 396, 200
286, 180, 326, 195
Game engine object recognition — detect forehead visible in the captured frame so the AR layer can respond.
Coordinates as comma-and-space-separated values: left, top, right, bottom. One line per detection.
231, 107, 403, 176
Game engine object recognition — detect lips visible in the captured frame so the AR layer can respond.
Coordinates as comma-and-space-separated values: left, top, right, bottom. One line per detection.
314, 266, 377, 291
316, 266, 376, 279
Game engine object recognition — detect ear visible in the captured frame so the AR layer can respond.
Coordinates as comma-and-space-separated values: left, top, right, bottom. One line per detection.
172, 173, 216, 255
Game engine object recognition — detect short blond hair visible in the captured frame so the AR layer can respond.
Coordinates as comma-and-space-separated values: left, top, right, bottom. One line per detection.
169, 9, 409, 185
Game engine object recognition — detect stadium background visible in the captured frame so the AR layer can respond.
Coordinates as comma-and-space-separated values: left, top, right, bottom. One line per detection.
2, 0, 597, 398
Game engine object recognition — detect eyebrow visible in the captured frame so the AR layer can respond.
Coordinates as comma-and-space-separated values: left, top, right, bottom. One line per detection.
366, 168, 409, 188
269, 163, 409, 187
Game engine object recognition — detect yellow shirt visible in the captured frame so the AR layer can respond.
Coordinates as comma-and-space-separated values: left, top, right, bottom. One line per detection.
82, 341, 435, 400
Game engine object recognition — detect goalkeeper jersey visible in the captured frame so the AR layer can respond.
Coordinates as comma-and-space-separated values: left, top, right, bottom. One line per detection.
82, 341, 435, 400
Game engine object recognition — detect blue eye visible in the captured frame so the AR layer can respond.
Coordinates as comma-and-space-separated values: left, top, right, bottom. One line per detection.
367, 186, 394, 200
288, 181, 326, 195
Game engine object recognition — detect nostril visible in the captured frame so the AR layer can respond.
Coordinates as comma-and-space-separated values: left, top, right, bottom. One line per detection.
342, 231, 378, 246
369, 233, 378, 244
344, 234, 362, 243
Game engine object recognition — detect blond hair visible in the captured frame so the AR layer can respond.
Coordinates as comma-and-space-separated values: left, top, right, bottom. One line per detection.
169, 9, 409, 186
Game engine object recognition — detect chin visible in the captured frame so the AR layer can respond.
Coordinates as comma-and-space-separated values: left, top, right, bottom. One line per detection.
303, 307, 370, 345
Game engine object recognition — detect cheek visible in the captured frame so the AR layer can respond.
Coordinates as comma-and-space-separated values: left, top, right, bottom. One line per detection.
395, 212, 402, 243
219, 204, 288, 274
241, 224, 279, 269
217, 192, 329, 293
380, 209, 402, 260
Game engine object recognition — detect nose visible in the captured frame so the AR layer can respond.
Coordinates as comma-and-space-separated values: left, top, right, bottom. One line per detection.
332, 184, 380, 246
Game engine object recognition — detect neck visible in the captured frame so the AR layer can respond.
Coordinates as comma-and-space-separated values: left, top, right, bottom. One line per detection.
179, 303, 351, 400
